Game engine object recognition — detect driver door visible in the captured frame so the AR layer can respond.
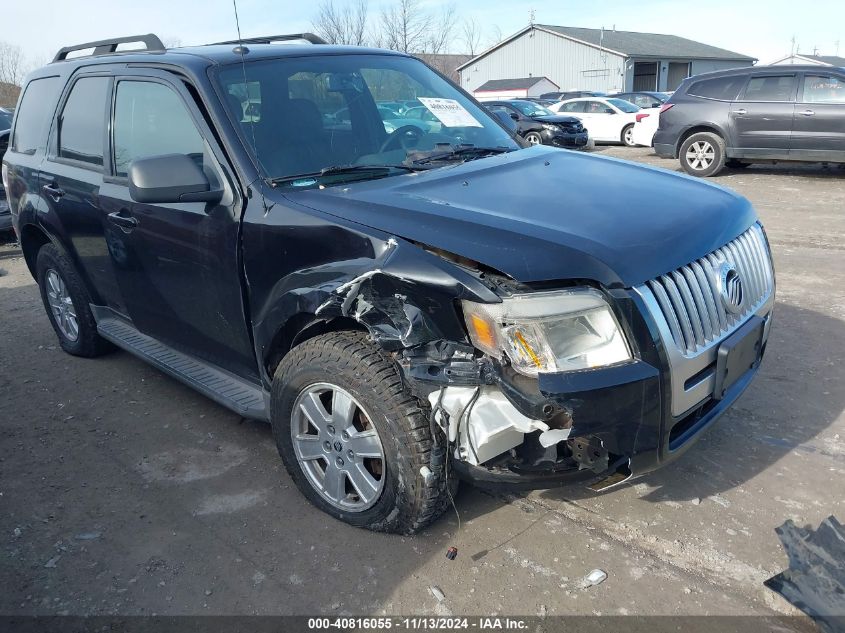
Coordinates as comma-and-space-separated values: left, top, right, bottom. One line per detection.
99, 74, 258, 379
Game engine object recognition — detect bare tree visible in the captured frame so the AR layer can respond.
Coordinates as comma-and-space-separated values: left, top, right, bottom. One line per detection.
0, 41, 26, 108
312, 0, 369, 46
486, 24, 504, 48
422, 3, 456, 55
379, 0, 432, 53
460, 17, 482, 56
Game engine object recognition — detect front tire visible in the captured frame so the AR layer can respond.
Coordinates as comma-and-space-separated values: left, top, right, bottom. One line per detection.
679, 132, 726, 177
621, 124, 636, 146
524, 131, 543, 145
271, 331, 453, 534
36, 243, 111, 357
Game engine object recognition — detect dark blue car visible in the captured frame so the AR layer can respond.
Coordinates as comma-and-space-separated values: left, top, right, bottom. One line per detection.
2, 33, 775, 533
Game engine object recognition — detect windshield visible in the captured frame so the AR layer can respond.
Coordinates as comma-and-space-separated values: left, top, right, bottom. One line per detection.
607, 98, 640, 113
216, 54, 518, 186
510, 101, 555, 117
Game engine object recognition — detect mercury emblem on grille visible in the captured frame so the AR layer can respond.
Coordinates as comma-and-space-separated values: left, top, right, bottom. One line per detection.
717, 260, 744, 314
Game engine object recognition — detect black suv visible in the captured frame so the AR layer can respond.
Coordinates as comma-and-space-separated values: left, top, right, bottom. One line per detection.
3, 34, 775, 534
654, 65, 845, 176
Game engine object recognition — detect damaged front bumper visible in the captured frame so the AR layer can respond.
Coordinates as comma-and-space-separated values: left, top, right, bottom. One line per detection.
411, 288, 773, 491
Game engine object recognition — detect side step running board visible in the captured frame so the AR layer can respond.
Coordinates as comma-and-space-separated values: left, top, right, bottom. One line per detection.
95, 314, 268, 421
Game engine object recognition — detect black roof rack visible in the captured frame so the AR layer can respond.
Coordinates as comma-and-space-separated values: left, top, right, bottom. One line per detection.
53, 34, 166, 62
211, 33, 327, 46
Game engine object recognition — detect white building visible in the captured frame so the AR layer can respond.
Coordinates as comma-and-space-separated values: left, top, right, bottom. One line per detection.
472, 76, 559, 100
767, 53, 845, 67
458, 24, 756, 95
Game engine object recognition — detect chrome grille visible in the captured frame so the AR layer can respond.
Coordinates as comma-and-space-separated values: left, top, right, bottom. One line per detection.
646, 225, 773, 355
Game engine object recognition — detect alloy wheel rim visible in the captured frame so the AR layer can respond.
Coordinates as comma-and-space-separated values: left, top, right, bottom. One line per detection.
46, 269, 79, 342
526, 134, 541, 145
624, 127, 634, 145
291, 383, 385, 511
686, 140, 715, 170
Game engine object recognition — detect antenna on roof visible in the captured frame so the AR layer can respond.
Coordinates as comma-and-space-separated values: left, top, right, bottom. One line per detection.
529, 9, 535, 26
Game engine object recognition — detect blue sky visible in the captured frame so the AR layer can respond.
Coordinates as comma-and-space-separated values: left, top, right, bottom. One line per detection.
5, 0, 844, 68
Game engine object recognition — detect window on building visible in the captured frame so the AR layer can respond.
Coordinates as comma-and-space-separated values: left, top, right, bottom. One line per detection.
58, 77, 110, 166
801, 75, 845, 103
741, 75, 796, 102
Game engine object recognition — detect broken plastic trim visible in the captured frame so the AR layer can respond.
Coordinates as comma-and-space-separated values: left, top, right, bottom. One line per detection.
428, 385, 571, 467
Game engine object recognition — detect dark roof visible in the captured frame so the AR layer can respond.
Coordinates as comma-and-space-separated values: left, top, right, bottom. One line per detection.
475, 77, 557, 91
807, 54, 845, 66
536, 25, 755, 61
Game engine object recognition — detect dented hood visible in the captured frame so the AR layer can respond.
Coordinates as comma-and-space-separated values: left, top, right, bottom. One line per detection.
285, 146, 757, 288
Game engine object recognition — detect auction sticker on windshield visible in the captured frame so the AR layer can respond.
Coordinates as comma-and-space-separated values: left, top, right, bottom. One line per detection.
418, 98, 483, 127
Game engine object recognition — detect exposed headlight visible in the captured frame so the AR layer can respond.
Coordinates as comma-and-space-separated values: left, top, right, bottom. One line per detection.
541, 123, 558, 132
462, 289, 631, 376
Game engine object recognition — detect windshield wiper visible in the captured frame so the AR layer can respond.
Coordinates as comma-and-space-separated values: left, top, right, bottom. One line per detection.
270, 164, 427, 187
409, 145, 513, 166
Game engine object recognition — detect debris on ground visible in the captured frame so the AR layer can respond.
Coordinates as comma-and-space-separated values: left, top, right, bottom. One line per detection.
581, 569, 608, 588
765, 515, 845, 633
429, 585, 446, 602
44, 555, 61, 568
74, 532, 101, 540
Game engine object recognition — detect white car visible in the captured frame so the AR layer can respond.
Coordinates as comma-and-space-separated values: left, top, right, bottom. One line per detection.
630, 110, 660, 147
550, 97, 641, 146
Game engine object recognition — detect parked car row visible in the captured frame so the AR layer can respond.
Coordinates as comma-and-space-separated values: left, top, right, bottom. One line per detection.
0, 107, 14, 232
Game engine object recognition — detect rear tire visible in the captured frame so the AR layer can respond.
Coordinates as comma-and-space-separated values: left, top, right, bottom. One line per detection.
271, 331, 454, 534
36, 243, 111, 357
679, 132, 726, 177
621, 124, 636, 146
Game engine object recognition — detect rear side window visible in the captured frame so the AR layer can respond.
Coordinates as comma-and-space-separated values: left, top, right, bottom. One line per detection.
741, 75, 796, 102
559, 101, 585, 113
58, 77, 110, 166
112, 81, 204, 177
11, 77, 62, 153
802, 75, 845, 103
687, 76, 746, 101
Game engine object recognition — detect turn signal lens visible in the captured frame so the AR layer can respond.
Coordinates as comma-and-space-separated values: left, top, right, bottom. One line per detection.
466, 312, 497, 355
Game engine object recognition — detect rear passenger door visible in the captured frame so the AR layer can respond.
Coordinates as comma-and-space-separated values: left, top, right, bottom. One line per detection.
790, 72, 845, 161
730, 73, 797, 156
41, 73, 128, 313
100, 73, 258, 380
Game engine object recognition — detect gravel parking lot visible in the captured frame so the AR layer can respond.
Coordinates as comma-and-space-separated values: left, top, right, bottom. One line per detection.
1, 147, 842, 621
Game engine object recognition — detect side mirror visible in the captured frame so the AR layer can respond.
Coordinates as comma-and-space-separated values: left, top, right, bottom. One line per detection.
128, 154, 223, 205
491, 110, 518, 132
509, 112, 520, 120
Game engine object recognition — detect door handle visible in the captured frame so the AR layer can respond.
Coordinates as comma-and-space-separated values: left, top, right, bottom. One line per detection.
733, 108, 747, 115
800, 109, 815, 116
107, 210, 139, 231
42, 184, 65, 201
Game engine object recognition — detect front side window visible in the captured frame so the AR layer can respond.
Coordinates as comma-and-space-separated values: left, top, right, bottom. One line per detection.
112, 81, 204, 177
741, 75, 796, 102
11, 77, 62, 153
802, 75, 845, 103
58, 76, 110, 166
216, 54, 518, 186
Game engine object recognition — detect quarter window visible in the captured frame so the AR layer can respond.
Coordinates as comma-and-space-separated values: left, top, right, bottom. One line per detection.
112, 81, 204, 177
560, 101, 584, 113
11, 77, 62, 153
687, 76, 746, 101
741, 75, 796, 102
58, 77, 110, 166
802, 75, 845, 103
